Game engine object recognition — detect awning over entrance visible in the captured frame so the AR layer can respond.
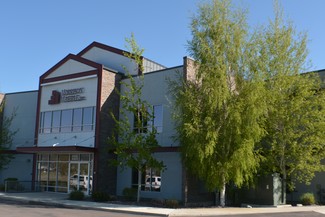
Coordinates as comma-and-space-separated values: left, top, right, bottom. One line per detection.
16, 146, 96, 154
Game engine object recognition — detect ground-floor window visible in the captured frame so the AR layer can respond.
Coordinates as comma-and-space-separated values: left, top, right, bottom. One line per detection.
37, 153, 93, 194
132, 167, 161, 192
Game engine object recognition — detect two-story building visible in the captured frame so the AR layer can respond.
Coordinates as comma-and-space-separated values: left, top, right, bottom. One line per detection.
0, 42, 207, 203
1, 41, 324, 205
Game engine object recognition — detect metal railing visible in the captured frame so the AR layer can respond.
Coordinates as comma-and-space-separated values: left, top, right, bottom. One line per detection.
4, 181, 47, 193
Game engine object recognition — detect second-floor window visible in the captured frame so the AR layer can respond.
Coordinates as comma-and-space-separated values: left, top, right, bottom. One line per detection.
39, 107, 95, 134
133, 105, 163, 133
133, 105, 149, 133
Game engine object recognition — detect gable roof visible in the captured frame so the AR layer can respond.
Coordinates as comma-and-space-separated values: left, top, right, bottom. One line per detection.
77, 41, 130, 57
40, 54, 102, 84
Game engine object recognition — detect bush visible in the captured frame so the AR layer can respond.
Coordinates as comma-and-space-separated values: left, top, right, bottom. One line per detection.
300, 193, 315, 205
122, 187, 137, 201
165, 199, 179, 208
0, 184, 4, 192
92, 191, 111, 202
4, 178, 19, 192
69, 190, 85, 200
4, 178, 18, 181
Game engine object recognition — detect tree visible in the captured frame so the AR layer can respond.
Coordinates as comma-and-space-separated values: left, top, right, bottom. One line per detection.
109, 34, 164, 203
254, 5, 325, 203
171, 0, 267, 206
0, 98, 16, 170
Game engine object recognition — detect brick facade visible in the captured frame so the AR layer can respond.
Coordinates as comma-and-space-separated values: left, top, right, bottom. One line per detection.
95, 69, 122, 194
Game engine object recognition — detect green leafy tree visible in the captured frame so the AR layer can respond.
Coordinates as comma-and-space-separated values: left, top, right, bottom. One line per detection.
109, 34, 164, 203
0, 98, 16, 170
171, 0, 267, 206
254, 6, 325, 203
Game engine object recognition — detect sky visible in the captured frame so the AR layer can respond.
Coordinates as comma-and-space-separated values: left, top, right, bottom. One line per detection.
1, 0, 324, 93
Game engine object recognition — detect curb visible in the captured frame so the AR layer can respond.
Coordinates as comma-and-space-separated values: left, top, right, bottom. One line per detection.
0, 194, 171, 217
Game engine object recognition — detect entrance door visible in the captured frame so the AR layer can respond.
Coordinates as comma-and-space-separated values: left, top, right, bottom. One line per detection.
69, 162, 91, 194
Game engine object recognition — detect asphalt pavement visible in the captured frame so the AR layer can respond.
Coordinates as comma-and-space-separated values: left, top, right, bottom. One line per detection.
0, 192, 325, 216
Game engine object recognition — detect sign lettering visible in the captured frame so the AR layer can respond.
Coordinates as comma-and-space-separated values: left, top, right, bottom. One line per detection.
48, 88, 86, 105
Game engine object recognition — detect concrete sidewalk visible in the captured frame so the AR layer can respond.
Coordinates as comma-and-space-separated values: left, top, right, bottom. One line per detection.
1, 192, 325, 216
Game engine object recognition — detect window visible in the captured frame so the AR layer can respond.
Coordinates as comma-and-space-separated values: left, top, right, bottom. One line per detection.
133, 106, 149, 133
61, 109, 73, 132
39, 107, 95, 134
73, 108, 82, 132
43, 112, 52, 134
133, 105, 163, 133
153, 105, 163, 133
52, 111, 61, 133
132, 167, 161, 192
144, 168, 161, 192
83, 107, 94, 131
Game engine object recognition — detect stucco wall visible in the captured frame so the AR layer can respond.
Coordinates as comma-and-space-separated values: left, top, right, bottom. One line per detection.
116, 67, 184, 200
116, 152, 183, 201
0, 91, 37, 183
38, 77, 98, 148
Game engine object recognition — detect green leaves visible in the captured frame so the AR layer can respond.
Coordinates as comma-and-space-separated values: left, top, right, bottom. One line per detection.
173, 0, 266, 193
173, 0, 325, 201
252, 3, 325, 189
108, 34, 164, 173
0, 101, 16, 170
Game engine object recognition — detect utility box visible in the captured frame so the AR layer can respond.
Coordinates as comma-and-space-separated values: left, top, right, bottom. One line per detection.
238, 173, 284, 206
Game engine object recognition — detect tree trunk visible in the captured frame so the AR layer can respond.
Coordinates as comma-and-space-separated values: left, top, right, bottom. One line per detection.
220, 182, 226, 207
281, 170, 286, 204
137, 169, 142, 203
280, 150, 286, 205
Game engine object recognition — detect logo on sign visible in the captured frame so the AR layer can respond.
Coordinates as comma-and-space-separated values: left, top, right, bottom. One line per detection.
48, 90, 61, 105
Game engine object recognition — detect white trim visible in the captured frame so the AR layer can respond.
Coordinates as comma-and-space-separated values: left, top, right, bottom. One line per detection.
41, 75, 97, 86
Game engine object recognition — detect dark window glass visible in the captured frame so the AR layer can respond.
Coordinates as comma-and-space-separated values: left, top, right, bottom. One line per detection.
132, 167, 146, 190
80, 154, 90, 161
83, 107, 93, 131
132, 167, 161, 192
73, 108, 82, 132
52, 111, 61, 133
70, 154, 79, 161
39, 112, 44, 133
153, 105, 163, 133
40, 154, 49, 161
39, 107, 95, 134
43, 111, 52, 134
133, 106, 148, 133
61, 109, 72, 132
58, 154, 69, 161
49, 154, 58, 161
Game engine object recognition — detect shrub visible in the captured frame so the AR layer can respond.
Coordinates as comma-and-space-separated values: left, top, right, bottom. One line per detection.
165, 199, 179, 208
4, 178, 19, 191
69, 190, 84, 200
92, 191, 111, 202
300, 193, 315, 205
4, 178, 18, 181
122, 187, 137, 201
0, 184, 4, 191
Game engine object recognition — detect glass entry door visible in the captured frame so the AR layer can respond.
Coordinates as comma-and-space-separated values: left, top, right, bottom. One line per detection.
36, 153, 93, 194
69, 162, 91, 194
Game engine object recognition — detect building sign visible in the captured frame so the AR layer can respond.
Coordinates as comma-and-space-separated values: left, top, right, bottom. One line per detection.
48, 88, 86, 105
61, 88, 86, 102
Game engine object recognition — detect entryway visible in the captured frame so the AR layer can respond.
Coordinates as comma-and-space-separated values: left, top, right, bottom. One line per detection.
36, 153, 93, 194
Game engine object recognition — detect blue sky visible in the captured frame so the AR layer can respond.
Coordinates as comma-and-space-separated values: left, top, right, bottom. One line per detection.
1, 0, 324, 93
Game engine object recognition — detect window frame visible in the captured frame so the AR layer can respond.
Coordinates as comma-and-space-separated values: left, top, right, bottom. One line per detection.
132, 167, 162, 192
39, 107, 96, 134
133, 104, 164, 134
133, 106, 149, 133
153, 105, 163, 133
